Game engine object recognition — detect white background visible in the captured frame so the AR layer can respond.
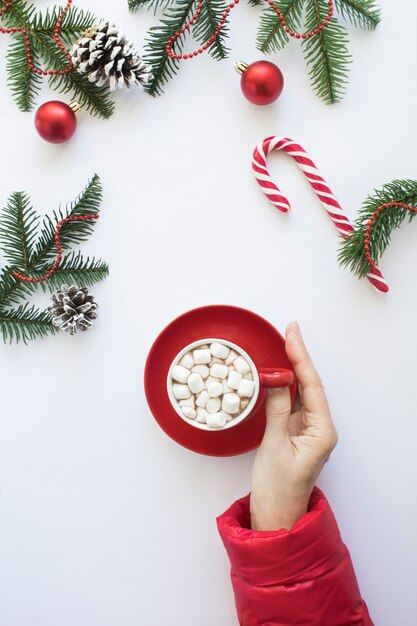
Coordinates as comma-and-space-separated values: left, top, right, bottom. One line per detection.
0, 1, 416, 624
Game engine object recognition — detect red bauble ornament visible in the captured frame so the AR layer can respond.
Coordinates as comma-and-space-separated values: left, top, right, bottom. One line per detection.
34, 100, 79, 143
235, 60, 284, 105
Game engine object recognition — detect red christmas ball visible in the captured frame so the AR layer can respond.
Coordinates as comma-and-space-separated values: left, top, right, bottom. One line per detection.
239, 61, 284, 105
35, 101, 77, 143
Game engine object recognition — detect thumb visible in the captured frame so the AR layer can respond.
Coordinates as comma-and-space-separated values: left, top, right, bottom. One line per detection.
264, 387, 292, 441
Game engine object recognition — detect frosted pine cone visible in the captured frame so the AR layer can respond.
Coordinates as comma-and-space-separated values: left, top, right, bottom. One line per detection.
48, 285, 98, 335
70, 21, 153, 91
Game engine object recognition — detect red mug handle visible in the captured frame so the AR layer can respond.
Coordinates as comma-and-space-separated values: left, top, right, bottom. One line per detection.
258, 367, 294, 389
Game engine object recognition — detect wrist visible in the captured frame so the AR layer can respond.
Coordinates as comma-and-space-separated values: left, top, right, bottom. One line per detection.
250, 488, 313, 531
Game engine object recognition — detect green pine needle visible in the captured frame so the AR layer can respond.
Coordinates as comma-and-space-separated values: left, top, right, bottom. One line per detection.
144, 0, 196, 96
0, 266, 36, 309
129, 0, 174, 11
302, 0, 351, 104
334, 0, 381, 30
6, 35, 42, 111
0, 192, 39, 271
0, 303, 55, 345
33, 174, 103, 267
1, 0, 114, 117
257, 0, 304, 54
338, 180, 417, 278
192, 0, 230, 60
33, 252, 109, 292
0, 175, 108, 343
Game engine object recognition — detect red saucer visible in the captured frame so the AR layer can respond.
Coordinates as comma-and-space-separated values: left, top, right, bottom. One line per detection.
144, 305, 297, 457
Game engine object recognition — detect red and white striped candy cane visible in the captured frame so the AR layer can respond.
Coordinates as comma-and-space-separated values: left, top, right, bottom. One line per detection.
252, 136, 388, 293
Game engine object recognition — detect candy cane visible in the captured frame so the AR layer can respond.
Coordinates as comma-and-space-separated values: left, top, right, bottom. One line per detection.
252, 136, 388, 293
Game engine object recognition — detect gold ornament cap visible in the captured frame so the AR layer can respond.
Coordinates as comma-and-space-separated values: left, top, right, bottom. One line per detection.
69, 100, 81, 114
234, 61, 249, 75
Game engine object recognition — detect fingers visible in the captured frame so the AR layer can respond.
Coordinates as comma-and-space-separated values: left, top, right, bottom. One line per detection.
285, 321, 331, 420
264, 387, 292, 442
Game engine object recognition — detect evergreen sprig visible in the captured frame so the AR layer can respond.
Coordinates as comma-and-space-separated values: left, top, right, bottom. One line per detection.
338, 180, 417, 278
0, 175, 109, 344
143, 0, 199, 96
257, 0, 304, 54
131, 0, 381, 101
333, 0, 380, 30
0, 0, 115, 117
302, 0, 350, 104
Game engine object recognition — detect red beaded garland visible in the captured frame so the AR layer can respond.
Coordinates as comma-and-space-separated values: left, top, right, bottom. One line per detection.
364, 202, 417, 270
0, 0, 74, 76
166, 0, 333, 59
12, 214, 100, 284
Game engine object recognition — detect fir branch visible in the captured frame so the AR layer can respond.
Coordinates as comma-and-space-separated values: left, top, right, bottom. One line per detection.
334, 0, 381, 30
257, 0, 304, 54
6, 34, 42, 111
0, 303, 55, 344
0, 176, 107, 333
192, 0, 230, 61
32, 252, 109, 291
129, 0, 174, 11
0, 0, 114, 117
33, 175, 102, 267
0, 192, 39, 271
302, 0, 351, 104
143, 0, 196, 95
31, 4, 95, 37
0, 266, 36, 309
338, 180, 417, 278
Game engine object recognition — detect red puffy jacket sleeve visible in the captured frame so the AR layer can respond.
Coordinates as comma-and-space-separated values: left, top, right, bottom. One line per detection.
217, 487, 373, 626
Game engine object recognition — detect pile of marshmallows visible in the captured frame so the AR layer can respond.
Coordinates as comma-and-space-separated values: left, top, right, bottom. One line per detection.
170, 341, 255, 429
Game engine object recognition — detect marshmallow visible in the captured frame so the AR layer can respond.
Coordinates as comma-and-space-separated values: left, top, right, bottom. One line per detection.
238, 378, 255, 398
179, 352, 194, 369
172, 384, 191, 400
191, 364, 209, 379
206, 411, 227, 429
187, 373, 205, 394
205, 376, 217, 387
172, 365, 191, 383
227, 370, 242, 390
222, 382, 233, 394
225, 412, 234, 422
182, 407, 196, 420
193, 349, 211, 364
210, 342, 230, 359
226, 349, 239, 365
210, 363, 228, 379
207, 381, 223, 398
196, 390, 209, 408
210, 357, 223, 364
196, 408, 208, 423
222, 392, 240, 414
240, 397, 250, 411
179, 397, 195, 408
207, 397, 221, 413
244, 372, 253, 380
233, 356, 251, 375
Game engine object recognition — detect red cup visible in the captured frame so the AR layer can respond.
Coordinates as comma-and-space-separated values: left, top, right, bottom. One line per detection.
167, 338, 294, 431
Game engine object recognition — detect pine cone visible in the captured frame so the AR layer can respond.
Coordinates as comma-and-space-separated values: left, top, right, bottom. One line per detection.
70, 21, 153, 91
48, 285, 98, 335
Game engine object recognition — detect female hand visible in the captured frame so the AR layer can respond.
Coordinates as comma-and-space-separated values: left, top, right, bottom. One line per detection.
250, 321, 338, 531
